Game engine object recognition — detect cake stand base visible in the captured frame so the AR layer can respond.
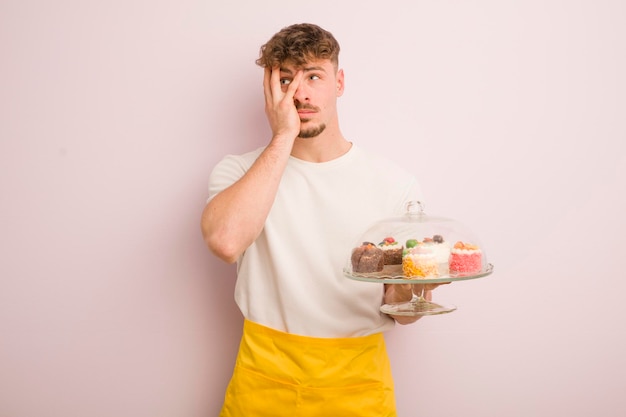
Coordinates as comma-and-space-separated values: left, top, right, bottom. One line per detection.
380, 295, 457, 316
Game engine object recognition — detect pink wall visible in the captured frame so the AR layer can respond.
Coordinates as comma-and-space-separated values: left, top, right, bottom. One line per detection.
1, 1, 625, 416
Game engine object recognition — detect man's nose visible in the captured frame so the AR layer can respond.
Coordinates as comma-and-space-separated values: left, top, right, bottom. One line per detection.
293, 83, 309, 102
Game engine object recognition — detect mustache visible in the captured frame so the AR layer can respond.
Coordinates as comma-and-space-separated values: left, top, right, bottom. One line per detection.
295, 103, 319, 111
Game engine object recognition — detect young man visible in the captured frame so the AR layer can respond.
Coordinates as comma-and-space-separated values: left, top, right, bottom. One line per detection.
202, 23, 430, 417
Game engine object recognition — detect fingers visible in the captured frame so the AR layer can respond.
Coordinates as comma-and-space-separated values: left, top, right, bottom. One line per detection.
264, 66, 303, 106
262, 66, 303, 140
263, 67, 272, 106
411, 281, 451, 302
264, 66, 283, 107
396, 283, 413, 299
284, 70, 304, 100
412, 282, 451, 294
426, 282, 451, 291
384, 283, 414, 304
412, 284, 425, 296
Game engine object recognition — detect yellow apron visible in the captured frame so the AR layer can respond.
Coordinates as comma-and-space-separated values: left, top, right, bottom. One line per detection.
219, 319, 397, 417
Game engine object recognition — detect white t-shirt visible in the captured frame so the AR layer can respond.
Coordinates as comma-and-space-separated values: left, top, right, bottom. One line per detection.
208, 144, 422, 337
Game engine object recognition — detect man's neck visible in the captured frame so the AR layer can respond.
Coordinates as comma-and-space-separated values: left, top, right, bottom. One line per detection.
290, 132, 352, 163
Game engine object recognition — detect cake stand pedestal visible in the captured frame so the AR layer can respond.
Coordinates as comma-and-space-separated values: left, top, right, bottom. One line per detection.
344, 263, 494, 316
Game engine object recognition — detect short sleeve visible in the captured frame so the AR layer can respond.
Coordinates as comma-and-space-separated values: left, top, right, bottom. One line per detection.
206, 147, 264, 202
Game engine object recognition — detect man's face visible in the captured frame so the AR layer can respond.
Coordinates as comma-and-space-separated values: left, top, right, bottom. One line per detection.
279, 59, 344, 139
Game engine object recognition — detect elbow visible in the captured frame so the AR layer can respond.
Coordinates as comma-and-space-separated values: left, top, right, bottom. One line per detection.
202, 225, 242, 264
205, 235, 241, 264
200, 202, 247, 264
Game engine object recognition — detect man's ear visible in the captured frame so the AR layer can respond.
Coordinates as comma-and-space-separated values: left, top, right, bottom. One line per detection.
336, 68, 345, 97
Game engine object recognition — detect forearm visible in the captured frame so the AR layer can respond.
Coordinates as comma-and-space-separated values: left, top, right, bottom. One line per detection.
202, 66, 304, 263
201, 136, 294, 263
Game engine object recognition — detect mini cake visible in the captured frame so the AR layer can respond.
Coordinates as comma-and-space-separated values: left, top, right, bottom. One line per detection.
449, 241, 482, 274
378, 237, 403, 265
423, 235, 451, 275
351, 242, 384, 273
402, 242, 439, 279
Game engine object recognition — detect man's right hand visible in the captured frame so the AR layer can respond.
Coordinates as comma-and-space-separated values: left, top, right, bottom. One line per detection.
263, 66, 304, 141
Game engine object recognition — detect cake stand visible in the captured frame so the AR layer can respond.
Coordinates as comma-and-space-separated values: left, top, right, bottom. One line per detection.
343, 201, 494, 316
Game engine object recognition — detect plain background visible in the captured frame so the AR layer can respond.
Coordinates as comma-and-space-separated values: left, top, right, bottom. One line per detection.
1, 1, 625, 416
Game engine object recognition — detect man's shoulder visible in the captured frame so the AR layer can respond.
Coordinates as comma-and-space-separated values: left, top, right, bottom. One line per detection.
224, 146, 266, 162
214, 146, 266, 171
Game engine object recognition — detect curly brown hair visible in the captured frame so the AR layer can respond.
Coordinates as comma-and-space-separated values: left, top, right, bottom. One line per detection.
255, 23, 340, 69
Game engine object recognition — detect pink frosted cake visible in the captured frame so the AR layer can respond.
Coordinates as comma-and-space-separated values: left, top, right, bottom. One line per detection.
402, 242, 439, 279
449, 241, 482, 274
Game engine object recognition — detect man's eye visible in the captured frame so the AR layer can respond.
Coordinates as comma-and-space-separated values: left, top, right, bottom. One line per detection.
280, 78, 291, 85
310, 75, 320, 80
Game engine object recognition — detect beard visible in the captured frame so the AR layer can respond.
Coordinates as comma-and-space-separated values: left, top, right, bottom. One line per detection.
295, 102, 325, 139
298, 123, 326, 139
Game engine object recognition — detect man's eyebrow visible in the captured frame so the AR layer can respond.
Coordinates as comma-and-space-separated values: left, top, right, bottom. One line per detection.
280, 66, 327, 74
303, 66, 326, 72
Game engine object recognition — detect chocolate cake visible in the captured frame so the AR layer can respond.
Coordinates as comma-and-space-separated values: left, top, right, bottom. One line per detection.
351, 242, 384, 273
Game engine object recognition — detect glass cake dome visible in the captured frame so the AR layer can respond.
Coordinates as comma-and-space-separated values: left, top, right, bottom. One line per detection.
344, 201, 493, 286
344, 201, 494, 316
